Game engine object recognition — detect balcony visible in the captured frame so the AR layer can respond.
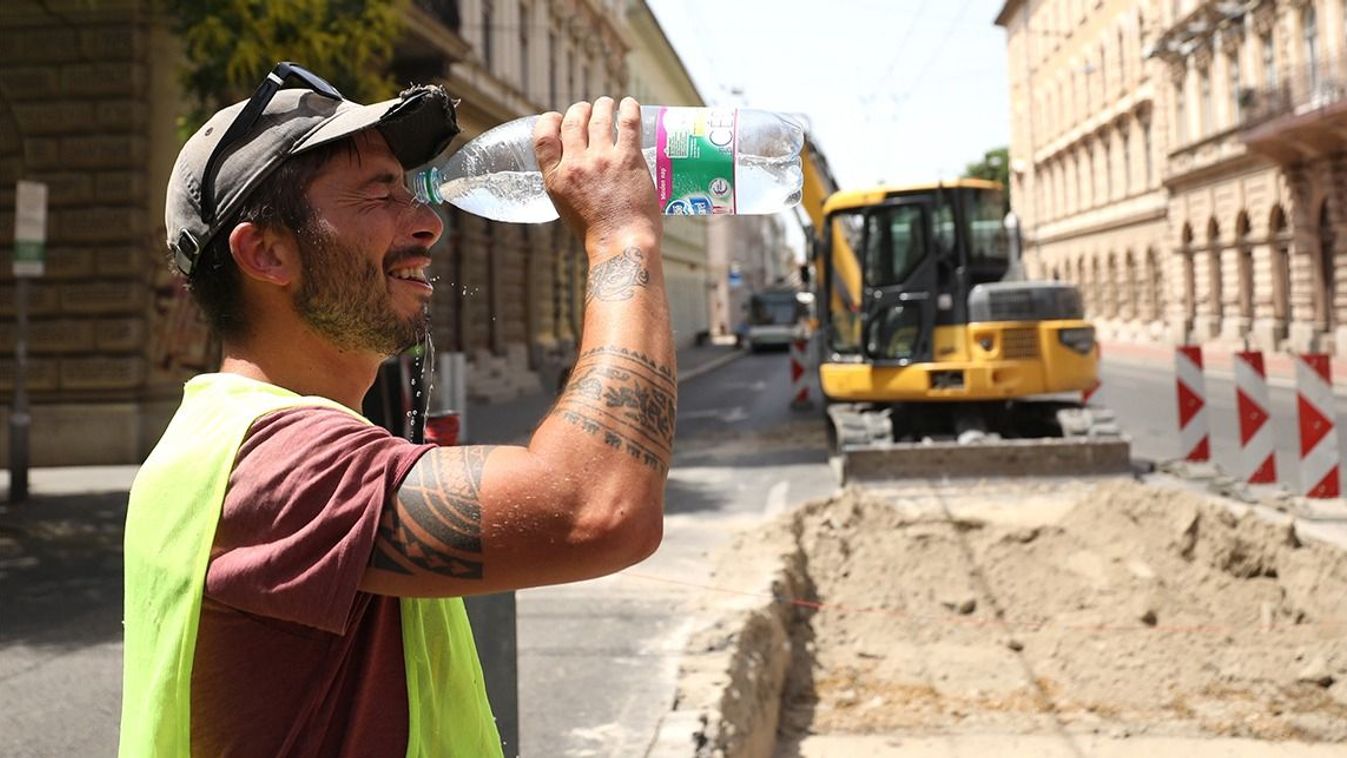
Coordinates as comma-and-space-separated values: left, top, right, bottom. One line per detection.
1241, 58, 1347, 163
414, 0, 460, 32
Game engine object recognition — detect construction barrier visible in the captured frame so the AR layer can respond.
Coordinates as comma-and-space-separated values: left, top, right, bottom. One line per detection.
1175, 346, 1210, 462
1234, 351, 1276, 484
1082, 344, 1102, 406
789, 338, 813, 411
1296, 353, 1341, 498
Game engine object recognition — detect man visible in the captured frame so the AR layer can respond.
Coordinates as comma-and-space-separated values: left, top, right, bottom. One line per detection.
120, 63, 674, 756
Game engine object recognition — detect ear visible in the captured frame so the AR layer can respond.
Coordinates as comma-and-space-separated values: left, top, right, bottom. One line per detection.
229, 222, 298, 287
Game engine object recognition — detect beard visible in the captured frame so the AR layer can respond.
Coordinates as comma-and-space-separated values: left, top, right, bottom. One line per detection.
292, 222, 429, 357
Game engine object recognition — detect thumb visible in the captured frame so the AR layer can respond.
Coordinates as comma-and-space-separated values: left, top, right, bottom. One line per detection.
534, 112, 564, 180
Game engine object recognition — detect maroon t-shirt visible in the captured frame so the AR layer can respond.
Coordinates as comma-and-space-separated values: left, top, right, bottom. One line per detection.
190, 406, 437, 757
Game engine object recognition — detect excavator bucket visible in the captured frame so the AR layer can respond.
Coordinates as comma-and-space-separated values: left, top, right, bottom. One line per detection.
836, 437, 1133, 485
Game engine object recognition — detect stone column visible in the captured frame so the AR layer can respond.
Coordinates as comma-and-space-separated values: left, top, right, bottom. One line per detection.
1192, 243, 1223, 342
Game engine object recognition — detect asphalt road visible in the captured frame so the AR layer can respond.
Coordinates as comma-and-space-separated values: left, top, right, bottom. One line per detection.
516, 347, 836, 757
1098, 357, 1347, 488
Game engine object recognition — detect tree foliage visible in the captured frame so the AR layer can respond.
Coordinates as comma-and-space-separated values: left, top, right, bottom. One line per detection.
168, 0, 408, 132
963, 146, 1010, 189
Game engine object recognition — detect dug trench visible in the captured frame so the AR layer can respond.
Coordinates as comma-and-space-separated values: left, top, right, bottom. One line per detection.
660, 479, 1347, 757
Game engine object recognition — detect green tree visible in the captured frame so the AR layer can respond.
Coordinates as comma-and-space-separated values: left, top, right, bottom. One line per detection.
963, 146, 1010, 189
168, 0, 408, 132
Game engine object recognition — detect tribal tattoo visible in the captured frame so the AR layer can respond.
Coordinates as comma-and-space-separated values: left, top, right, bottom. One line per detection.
372, 445, 496, 579
586, 247, 650, 302
551, 346, 677, 472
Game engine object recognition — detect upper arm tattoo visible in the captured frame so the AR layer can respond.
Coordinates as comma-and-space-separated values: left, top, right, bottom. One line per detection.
587, 247, 650, 302
372, 445, 496, 580
550, 346, 677, 472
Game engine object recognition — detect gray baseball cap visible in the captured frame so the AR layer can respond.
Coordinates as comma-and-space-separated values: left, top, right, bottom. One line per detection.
166, 83, 459, 276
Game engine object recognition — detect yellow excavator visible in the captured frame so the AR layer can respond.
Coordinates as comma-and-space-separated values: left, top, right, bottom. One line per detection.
799, 141, 1128, 483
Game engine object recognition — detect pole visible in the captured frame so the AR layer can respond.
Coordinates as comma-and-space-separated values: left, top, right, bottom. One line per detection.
9, 277, 29, 502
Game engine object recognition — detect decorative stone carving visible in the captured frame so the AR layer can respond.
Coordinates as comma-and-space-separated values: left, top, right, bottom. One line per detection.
1252, 3, 1277, 37
1192, 41, 1214, 71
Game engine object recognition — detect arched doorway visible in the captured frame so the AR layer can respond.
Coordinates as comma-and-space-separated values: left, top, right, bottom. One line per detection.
1207, 217, 1223, 327
1236, 212, 1253, 334
1270, 206, 1290, 335
1123, 250, 1139, 321
1318, 199, 1337, 332
1181, 223, 1196, 331
1146, 248, 1163, 322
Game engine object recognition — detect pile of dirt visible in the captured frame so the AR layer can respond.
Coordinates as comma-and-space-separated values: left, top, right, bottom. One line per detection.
778, 479, 1347, 746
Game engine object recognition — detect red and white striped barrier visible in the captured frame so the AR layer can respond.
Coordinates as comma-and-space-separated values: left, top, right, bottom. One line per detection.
1234, 351, 1276, 484
1175, 346, 1210, 462
789, 338, 812, 411
1082, 344, 1102, 406
1296, 353, 1341, 498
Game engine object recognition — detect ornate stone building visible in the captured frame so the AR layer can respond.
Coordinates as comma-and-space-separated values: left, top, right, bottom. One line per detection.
997, 0, 1347, 355
0, 0, 681, 464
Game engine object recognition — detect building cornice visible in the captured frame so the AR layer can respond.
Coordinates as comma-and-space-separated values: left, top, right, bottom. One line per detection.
1032, 191, 1169, 245
994, 0, 1024, 28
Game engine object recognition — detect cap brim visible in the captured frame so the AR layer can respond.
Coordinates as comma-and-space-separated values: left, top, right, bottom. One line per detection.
292, 86, 459, 170
292, 97, 398, 156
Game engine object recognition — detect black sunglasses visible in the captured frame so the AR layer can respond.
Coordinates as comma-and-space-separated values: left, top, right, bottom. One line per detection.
198, 61, 343, 225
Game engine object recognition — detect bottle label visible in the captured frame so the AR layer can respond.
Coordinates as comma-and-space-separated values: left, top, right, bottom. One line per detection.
655, 107, 736, 215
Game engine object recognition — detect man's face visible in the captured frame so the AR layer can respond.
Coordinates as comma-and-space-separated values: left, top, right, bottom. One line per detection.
292, 131, 443, 356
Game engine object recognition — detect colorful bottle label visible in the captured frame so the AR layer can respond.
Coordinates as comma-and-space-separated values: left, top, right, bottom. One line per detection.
655, 107, 737, 215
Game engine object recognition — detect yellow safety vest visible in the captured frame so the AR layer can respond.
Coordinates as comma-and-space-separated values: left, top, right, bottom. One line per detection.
119, 373, 501, 757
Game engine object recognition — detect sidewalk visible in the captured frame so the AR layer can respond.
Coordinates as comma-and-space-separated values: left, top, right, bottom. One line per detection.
0, 341, 745, 498
1101, 339, 1347, 394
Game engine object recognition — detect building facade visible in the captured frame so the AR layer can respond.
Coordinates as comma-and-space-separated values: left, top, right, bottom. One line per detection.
997, 0, 1347, 355
0, 0, 697, 464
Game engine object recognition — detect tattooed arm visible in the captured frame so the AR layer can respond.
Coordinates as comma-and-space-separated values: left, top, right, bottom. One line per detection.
361, 97, 673, 597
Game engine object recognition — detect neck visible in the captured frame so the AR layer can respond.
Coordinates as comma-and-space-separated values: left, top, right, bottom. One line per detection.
218, 319, 381, 411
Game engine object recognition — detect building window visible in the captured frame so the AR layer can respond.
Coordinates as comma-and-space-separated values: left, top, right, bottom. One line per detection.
1199, 66, 1213, 135
1229, 51, 1241, 124
519, 2, 530, 96
1262, 32, 1276, 89
1103, 139, 1113, 200
1120, 125, 1131, 195
1142, 119, 1153, 186
1175, 79, 1188, 144
481, 0, 494, 73
548, 31, 558, 106
1305, 4, 1320, 94
1118, 28, 1126, 89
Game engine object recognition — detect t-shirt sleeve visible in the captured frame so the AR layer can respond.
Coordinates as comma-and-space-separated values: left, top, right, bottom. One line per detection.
205, 406, 436, 634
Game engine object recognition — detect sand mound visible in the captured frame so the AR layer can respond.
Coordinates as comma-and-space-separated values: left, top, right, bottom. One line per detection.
780, 480, 1347, 744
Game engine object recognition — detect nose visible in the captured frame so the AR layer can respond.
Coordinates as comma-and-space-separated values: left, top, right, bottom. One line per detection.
406, 197, 444, 248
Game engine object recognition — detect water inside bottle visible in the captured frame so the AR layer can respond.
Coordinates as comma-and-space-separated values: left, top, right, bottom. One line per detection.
437, 171, 560, 223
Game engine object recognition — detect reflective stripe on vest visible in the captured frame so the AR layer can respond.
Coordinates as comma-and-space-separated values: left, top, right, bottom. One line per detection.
119, 373, 501, 757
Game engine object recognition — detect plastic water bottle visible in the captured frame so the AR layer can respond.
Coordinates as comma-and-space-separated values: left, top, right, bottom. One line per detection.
410, 106, 805, 223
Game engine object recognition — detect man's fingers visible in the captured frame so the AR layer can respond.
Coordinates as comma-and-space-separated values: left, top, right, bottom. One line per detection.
534, 112, 564, 177
588, 96, 616, 148
561, 101, 591, 154
615, 97, 642, 153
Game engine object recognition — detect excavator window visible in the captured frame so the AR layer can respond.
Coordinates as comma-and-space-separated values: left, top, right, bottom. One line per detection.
863, 204, 927, 287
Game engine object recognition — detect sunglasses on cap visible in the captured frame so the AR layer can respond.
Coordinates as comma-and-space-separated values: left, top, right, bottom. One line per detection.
198, 62, 344, 227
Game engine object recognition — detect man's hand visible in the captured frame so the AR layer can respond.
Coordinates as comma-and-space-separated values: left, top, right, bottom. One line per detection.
534, 97, 660, 256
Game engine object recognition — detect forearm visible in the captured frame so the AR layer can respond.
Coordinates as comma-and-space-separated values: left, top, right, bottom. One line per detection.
534, 230, 676, 480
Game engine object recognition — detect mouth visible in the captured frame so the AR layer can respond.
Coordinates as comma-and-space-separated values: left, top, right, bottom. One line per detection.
386, 257, 433, 293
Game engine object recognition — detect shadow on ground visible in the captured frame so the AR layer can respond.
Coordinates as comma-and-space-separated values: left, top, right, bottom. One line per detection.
0, 492, 126, 648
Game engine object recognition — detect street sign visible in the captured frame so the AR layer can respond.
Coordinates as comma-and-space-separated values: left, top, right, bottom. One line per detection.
14, 180, 47, 277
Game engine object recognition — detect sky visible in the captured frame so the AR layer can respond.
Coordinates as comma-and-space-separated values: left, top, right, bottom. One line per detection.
645, 0, 1012, 190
